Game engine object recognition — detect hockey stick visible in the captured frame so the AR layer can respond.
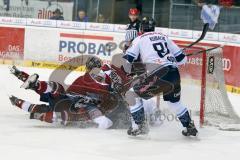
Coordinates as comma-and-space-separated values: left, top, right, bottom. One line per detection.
183, 23, 209, 51
122, 65, 166, 90
186, 45, 223, 57
64, 92, 102, 105
122, 45, 223, 89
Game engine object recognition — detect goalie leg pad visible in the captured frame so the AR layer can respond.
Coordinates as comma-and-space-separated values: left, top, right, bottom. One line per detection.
133, 66, 181, 101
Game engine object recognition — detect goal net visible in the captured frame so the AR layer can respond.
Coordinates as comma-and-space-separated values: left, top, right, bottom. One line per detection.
200, 46, 240, 129
161, 44, 240, 130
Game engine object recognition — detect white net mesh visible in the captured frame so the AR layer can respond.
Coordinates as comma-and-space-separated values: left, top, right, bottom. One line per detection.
203, 48, 240, 127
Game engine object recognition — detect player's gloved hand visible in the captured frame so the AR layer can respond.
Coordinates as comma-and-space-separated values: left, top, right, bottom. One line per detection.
123, 44, 130, 54
69, 97, 86, 113
111, 82, 123, 93
74, 98, 85, 109
138, 73, 148, 84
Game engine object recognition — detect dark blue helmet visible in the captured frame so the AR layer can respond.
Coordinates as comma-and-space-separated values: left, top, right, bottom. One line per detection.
140, 17, 156, 33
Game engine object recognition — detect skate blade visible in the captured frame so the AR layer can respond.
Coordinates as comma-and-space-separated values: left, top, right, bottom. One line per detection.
183, 132, 200, 141
128, 133, 150, 140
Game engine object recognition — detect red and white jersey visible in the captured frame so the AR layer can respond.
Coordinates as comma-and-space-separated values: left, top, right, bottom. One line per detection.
67, 72, 109, 96
126, 32, 186, 67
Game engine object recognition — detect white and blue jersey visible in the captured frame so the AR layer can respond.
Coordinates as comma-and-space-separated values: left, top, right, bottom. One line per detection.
125, 32, 187, 68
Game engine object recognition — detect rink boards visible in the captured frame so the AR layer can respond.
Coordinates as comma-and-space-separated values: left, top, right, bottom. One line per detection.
0, 17, 240, 94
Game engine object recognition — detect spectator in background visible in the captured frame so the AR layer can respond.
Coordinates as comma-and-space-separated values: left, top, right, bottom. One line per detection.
75, 10, 88, 22
97, 14, 106, 23
3, 0, 10, 11
50, 9, 64, 20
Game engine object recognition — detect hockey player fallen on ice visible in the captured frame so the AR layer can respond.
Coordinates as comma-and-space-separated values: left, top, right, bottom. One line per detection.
96, 53, 159, 128
8, 57, 129, 129
124, 17, 198, 137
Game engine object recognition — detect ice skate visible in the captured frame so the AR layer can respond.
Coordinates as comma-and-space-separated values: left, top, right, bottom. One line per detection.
182, 121, 198, 137
20, 74, 39, 90
127, 121, 149, 136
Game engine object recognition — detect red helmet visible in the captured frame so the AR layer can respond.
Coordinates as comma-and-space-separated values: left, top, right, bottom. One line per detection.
129, 8, 139, 15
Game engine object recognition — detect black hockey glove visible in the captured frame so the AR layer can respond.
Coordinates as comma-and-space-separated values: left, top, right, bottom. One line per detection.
111, 82, 124, 93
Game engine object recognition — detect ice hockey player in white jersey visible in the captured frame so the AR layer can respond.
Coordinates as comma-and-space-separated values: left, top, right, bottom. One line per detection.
124, 29, 160, 126
124, 17, 198, 137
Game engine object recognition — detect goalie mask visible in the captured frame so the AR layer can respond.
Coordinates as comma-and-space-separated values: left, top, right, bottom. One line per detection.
140, 17, 156, 33
85, 57, 102, 71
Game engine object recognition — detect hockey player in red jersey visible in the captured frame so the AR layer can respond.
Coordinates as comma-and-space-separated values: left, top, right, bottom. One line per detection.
8, 57, 127, 129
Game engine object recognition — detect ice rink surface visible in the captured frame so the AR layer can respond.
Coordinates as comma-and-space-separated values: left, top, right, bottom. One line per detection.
0, 65, 240, 160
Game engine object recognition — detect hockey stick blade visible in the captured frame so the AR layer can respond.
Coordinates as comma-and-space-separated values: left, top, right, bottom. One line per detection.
187, 45, 223, 57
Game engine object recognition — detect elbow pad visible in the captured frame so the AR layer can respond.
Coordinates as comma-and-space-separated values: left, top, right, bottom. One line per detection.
123, 54, 135, 63
175, 53, 187, 65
